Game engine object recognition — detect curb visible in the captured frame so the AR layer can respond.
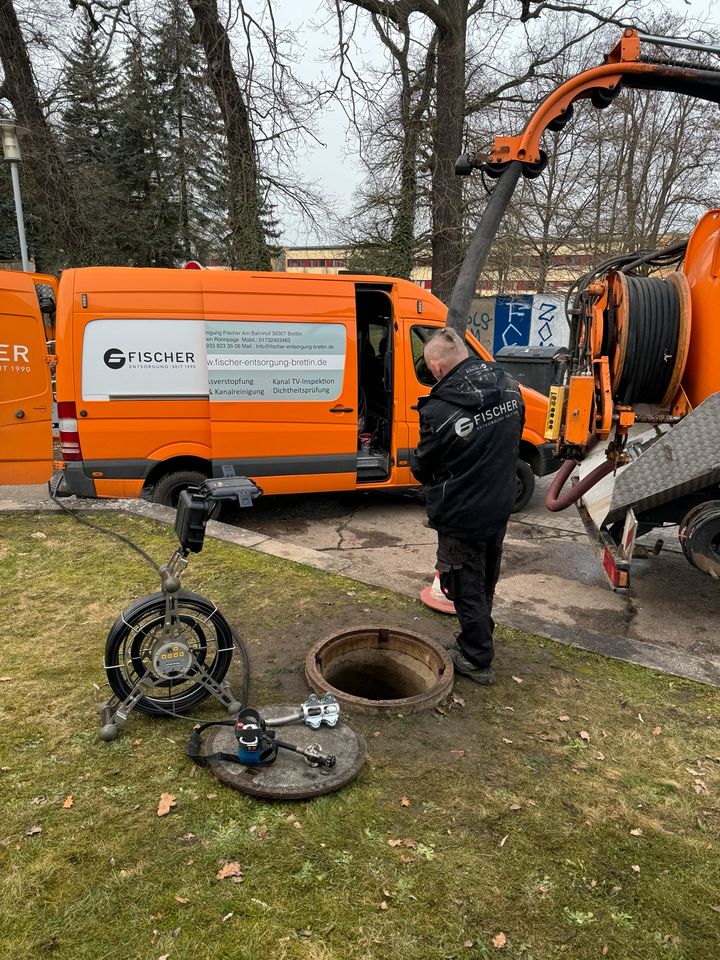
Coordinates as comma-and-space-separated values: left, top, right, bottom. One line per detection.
2, 495, 718, 687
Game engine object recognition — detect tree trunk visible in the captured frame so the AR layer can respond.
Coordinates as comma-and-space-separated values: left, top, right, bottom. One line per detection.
187, 0, 270, 270
430, 0, 467, 304
0, 0, 89, 266
386, 122, 418, 279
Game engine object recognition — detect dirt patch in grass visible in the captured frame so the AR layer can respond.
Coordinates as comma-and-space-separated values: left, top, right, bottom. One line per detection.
0, 512, 718, 960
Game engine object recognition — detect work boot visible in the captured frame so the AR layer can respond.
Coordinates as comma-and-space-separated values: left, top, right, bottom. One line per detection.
437, 635, 461, 653
451, 650, 495, 686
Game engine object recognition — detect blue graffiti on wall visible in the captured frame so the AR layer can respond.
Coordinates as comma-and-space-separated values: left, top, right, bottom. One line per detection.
493, 296, 532, 354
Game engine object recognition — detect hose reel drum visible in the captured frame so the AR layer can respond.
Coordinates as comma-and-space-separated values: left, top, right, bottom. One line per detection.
603, 270, 691, 409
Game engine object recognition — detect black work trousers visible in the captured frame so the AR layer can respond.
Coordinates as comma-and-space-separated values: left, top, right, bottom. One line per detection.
436, 524, 507, 670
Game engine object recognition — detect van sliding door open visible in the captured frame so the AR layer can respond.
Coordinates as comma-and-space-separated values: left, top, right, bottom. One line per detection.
355, 285, 395, 483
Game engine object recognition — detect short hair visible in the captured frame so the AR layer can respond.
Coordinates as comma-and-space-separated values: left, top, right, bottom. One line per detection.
424, 328, 468, 365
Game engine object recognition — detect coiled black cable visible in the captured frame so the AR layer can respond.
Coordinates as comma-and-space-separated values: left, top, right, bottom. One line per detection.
613, 276, 680, 405
48, 475, 251, 716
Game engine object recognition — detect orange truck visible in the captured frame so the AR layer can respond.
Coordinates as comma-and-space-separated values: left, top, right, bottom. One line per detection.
1, 267, 558, 508
452, 28, 720, 585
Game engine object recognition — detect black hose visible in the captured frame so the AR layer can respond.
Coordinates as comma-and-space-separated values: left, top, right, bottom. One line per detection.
49, 476, 160, 572
446, 160, 524, 335
614, 276, 680, 404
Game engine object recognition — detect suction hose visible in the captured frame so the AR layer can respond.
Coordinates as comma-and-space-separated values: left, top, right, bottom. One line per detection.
545, 458, 615, 513
446, 160, 523, 334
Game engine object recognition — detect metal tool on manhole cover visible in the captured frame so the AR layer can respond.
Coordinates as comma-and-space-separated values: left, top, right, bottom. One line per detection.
199, 703, 366, 799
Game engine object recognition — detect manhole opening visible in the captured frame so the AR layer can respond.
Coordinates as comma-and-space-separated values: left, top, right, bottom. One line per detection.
323, 649, 436, 701
306, 626, 454, 714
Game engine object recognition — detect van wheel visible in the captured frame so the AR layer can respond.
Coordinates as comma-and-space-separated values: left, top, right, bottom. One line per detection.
151, 470, 209, 508
513, 460, 535, 514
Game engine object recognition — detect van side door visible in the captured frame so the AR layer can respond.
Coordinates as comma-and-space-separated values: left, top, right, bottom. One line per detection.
0, 273, 53, 484
201, 273, 359, 494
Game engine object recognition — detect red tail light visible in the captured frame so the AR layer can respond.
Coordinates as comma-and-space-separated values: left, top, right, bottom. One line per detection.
58, 401, 82, 461
602, 547, 629, 590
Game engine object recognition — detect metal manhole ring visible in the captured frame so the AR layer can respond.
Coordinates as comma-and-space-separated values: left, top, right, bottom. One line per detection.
305, 625, 454, 715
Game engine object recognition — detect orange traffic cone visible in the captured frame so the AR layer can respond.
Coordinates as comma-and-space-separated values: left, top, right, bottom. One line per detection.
419, 570, 456, 615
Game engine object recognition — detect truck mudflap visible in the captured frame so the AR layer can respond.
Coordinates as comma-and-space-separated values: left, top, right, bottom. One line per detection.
49, 466, 96, 498
575, 496, 632, 591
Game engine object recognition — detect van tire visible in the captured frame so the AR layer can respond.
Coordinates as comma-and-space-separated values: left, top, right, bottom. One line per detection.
513, 460, 535, 514
151, 469, 209, 508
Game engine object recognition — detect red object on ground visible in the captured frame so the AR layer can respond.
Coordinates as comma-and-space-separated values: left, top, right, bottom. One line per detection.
419, 570, 457, 615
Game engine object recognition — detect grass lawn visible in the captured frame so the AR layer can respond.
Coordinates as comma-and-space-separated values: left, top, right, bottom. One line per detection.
0, 511, 718, 960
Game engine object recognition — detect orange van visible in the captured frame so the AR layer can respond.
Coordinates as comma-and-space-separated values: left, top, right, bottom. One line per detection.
0, 271, 57, 484
1, 267, 558, 508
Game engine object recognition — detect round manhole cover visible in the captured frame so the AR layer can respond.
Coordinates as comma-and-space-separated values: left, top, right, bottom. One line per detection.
203, 704, 367, 799
305, 625, 453, 715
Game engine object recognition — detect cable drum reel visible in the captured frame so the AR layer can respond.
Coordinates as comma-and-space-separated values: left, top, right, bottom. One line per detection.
562, 269, 691, 449
100, 477, 262, 739
98, 475, 367, 798
601, 270, 691, 409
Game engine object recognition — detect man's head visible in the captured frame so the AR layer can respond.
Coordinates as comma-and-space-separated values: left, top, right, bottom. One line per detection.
424, 328, 469, 381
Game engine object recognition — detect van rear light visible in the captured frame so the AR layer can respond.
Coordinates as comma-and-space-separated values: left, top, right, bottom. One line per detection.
57, 401, 83, 462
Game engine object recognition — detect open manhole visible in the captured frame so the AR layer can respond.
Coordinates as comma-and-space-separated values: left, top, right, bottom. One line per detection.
305, 625, 454, 715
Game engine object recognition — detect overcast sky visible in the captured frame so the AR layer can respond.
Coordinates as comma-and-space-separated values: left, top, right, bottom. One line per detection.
268, 0, 720, 245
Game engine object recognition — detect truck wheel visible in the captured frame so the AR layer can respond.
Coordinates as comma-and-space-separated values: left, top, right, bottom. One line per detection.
513, 460, 535, 514
151, 469, 209, 507
679, 501, 720, 578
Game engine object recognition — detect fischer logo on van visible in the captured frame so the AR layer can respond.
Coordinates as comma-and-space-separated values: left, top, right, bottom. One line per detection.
103, 347, 196, 370
0, 342, 30, 363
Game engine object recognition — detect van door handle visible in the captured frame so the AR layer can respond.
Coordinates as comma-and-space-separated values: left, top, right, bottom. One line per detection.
329, 404, 354, 413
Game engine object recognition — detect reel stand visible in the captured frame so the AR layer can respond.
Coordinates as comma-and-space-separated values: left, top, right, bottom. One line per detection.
99, 477, 262, 740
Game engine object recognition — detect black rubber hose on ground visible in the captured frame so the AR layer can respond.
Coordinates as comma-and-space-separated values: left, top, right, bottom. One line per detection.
445, 160, 524, 335
545, 458, 615, 513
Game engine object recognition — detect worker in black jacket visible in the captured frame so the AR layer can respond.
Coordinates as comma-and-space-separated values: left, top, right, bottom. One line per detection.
410, 328, 524, 684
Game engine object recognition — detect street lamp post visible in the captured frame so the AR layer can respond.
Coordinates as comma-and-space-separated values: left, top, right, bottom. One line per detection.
1, 120, 30, 272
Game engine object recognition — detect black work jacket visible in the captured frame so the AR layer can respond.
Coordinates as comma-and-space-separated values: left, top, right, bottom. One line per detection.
409, 356, 524, 539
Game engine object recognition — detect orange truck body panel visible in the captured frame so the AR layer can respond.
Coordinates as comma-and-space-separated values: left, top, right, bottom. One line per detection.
681, 210, 720, 410
0, 272, 54, 484
2, 266, 555, 496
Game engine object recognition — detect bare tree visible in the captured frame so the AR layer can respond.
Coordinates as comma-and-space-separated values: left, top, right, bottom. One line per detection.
187, 0, 270, 269
331, 5, 436, 277
0, 0, 89, 265
333, 0, 648, 302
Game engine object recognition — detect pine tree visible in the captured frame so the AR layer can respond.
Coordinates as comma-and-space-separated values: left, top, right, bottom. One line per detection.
114, 28, 176, 267
60, 21, 120, 264
0, 170, 20, 262
148, 0, 229, 265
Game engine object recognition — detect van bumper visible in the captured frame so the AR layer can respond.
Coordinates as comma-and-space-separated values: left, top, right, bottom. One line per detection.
536, 441, 563, 478
49, 465, 97, 498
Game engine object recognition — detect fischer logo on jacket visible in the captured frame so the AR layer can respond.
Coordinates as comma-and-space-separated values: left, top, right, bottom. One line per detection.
409, 356, 525, 539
